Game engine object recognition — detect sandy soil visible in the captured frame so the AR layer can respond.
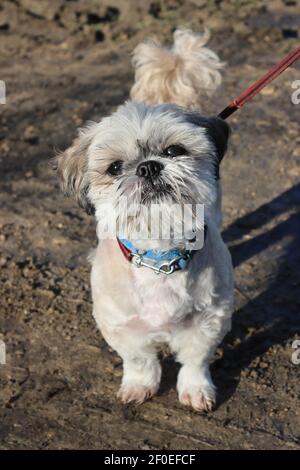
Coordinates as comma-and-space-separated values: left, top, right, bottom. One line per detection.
0, 0, 300, 449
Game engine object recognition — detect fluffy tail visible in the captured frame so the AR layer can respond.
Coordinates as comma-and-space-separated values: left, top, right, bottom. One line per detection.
130, 29, 224, 109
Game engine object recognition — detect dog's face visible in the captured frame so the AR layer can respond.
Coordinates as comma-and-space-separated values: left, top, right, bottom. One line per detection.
56, 102, 229, 244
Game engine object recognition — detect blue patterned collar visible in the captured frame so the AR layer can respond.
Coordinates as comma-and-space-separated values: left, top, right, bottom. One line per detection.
117, 226, 207, 275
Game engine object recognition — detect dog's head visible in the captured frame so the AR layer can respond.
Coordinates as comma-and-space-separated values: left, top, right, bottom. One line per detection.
56, 102, 229, 244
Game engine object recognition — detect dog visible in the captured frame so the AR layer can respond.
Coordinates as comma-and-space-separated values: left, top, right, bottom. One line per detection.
56, 29, 234, 412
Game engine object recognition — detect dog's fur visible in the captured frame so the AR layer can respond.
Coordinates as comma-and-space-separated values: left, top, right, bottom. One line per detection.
56, 29, 234, 411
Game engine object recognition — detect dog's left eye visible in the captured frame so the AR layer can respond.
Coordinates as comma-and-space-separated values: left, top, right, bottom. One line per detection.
163, 145, 186, 158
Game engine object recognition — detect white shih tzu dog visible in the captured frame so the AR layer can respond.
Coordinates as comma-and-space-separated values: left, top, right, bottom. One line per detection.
56, 29, 234, 412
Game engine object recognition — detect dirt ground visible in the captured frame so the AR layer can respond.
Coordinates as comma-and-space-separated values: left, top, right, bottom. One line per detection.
0, 0, 300, 450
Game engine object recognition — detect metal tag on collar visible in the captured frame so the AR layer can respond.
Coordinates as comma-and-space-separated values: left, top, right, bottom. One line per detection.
132, 254, 143, 267
132, 253, 189, 275
156, 260, 176, 275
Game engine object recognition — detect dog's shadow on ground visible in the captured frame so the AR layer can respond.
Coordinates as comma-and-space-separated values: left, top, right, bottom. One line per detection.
159, 182, 300, 406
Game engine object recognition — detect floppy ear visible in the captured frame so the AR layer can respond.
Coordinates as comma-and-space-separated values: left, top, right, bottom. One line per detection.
203, 116, 230, 164
185, 112, 230, 179
55, 123, 98, 214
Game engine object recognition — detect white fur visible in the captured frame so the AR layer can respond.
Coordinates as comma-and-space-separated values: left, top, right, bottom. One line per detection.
91, 218, 233, 410
57, 29, 233, 411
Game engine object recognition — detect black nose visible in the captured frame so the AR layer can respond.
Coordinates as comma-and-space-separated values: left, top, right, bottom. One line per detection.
136, 160, 164, 179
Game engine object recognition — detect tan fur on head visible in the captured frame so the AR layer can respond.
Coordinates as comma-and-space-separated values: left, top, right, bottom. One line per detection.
55, 123, 98, 214
130, 28, 224, 108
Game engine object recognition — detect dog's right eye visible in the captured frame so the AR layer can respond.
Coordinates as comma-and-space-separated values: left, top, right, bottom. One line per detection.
107, 160, 123, 176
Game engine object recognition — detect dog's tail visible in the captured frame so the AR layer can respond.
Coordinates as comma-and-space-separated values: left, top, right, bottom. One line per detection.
130, 28, 224, 108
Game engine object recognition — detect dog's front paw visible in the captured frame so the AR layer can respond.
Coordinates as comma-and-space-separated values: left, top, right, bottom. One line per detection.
117, 384, 156, 405
177, 365, 216, 412
179, 386, 216, 412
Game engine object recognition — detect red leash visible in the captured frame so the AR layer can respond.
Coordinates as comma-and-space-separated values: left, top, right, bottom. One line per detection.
218, 46, 300, 120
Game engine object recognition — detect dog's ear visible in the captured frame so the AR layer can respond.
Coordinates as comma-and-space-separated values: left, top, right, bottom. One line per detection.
54, 123, 98, 214
185, 112, 230, 179
203, 116, 230, 164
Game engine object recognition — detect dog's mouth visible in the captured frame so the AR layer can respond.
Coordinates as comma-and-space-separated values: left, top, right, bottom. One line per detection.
117, 175, 196, 206
141, 180, 173, 204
